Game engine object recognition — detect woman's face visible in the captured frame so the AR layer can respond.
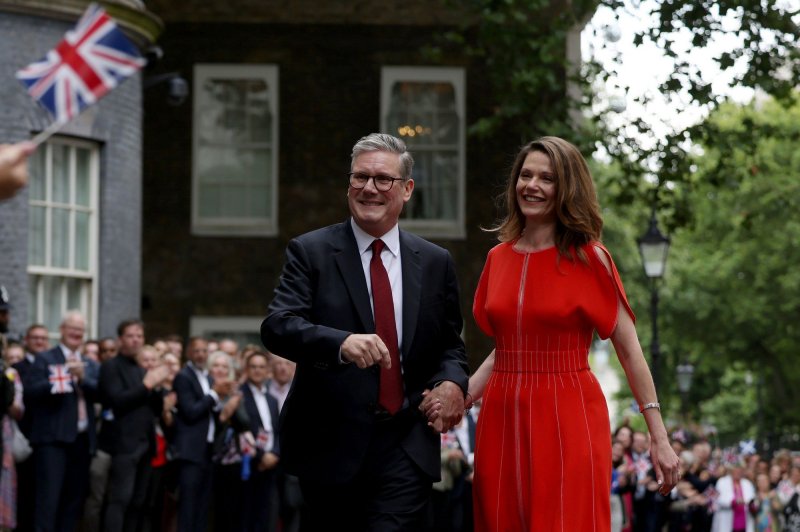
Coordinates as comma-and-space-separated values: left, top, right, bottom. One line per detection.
756, 473, 771, 492
210, 356, 230, 381
615, 427, 633, 449
515, 151, 556, 226
769, 464, 782, 484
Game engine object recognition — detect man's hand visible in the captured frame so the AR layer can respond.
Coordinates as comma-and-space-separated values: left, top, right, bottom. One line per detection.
0, 142, 35, 200
66, 360, 85, 381
162, 390, 177, 411
257, 451, 279, 472
419, 381, 464, 433
143, 364, 170, 390
340, 334, 392, 369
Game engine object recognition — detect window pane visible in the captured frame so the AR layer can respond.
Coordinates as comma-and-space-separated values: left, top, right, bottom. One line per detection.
51, 144, 71, 204
66, 278, 83, 310
75, 148, 91, 207
29, 206, 46, 266
198, 184, 221, 218
197, 148, 270, 220
27, 276, 38, 326
219, 185, 247, 217
75, 211, 90, 271
29, 150, 46, 201
248, 185, 270, 218
43, 276, 63, 332
51, 207, 70, 268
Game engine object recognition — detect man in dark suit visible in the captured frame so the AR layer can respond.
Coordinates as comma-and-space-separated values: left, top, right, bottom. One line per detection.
25, 311, 99, 532
261, 133, 469, 531
172, 337, 234, 532
99, 319, 170, 532
239, 351, 281, 531
14, 323, 50, 532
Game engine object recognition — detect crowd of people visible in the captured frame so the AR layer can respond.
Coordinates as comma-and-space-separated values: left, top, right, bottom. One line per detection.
0, 306, 300, 532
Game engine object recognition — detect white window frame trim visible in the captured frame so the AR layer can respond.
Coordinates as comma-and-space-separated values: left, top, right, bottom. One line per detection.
191, 63, 280, 237
189, 316, 263, 341
28, 138, 100, 338
380, 66, 466, 240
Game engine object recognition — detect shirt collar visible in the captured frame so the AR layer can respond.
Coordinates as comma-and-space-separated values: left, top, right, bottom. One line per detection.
249, 382, 268, 396
187, 360, 208, 376
350, 218, 400, 258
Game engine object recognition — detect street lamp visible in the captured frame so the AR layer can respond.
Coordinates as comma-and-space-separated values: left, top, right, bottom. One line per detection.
676, 361, 694, 422
638, 212, 670, 392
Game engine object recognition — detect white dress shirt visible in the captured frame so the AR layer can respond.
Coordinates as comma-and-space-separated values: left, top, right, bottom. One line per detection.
350, 218, 403, 348
248, 383, 274, 453
59, 344, 88, 433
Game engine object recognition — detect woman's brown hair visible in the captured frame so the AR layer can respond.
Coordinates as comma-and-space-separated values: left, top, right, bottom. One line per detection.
491, 136, 603, 263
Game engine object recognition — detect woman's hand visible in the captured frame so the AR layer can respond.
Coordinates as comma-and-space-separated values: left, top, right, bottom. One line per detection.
650, 437, 681, 495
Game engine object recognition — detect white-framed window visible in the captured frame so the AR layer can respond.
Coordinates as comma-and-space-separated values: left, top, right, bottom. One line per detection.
381, 67, 466, 239
27, 138, 99, 338
189, 316, 263, 349
192, 64, 279, 236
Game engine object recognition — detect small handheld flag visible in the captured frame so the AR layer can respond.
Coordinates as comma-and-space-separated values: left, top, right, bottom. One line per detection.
16, 3, 145, 143
48, 364, 74, 394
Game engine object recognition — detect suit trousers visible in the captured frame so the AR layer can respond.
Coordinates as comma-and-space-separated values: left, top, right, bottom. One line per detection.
34, 432, 91, 532
103, 442, 153, 532
176, 451, 213, 532
299, 417, 432, 532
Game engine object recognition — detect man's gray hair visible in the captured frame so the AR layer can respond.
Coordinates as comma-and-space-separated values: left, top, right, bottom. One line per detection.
350, 133, 414, 180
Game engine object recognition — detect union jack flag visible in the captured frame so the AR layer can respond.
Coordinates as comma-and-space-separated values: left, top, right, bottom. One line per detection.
16, 3, 145, 124
48, 364, 74, 394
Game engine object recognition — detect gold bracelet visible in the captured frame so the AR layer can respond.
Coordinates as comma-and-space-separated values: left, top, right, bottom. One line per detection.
639, 402, 660, 413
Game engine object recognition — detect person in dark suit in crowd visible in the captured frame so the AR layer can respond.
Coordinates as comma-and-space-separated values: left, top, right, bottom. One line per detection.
99, 319, 170, 532
261, 133, 469, 531
25, 310, 99, 532
239, 351, 281, 532
14, 323, 50, 532
172, 337, 234, 532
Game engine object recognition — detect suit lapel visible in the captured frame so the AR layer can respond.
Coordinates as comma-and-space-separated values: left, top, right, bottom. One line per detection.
400, 231, 421, 362
333, 222, 374, 332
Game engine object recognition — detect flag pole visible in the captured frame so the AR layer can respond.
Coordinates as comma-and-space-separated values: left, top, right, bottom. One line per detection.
30, 120, 68, 147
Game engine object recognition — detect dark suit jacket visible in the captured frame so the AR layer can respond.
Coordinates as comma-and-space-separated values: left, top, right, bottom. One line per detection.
98, 354, 164, 456
172, 364, 216, 464
261, 220, 469, 482
24, 345, 99, 451
240, 382, 281, 465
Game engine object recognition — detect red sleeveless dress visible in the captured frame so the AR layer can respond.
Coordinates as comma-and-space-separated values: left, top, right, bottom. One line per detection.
472, 241, 635, 532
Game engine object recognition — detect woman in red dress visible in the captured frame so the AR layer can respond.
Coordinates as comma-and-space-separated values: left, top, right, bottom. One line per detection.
466, 137, 680, 531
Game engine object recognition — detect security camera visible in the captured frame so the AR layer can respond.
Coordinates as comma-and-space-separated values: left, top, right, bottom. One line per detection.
167, 76, 189, 106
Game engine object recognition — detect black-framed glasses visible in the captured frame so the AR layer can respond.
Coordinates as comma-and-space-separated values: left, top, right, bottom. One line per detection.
347, 172, 405, 192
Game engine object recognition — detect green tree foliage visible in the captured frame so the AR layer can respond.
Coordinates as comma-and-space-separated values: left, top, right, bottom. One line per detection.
656, 98, 800, 445
436, 0, 800, 226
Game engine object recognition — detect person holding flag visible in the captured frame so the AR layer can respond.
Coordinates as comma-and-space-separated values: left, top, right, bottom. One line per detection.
24, 310, 99, 532
0, 142, 35, 200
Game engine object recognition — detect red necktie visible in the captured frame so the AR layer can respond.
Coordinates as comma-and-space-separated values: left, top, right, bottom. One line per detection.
370, 239, 403, 414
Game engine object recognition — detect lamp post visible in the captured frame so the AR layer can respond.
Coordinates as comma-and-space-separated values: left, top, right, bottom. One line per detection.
676, 361, 694, 423
637, 212, 670, 393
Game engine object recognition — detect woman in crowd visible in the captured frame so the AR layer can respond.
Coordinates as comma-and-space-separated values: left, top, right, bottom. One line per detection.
749, 471, 782, 532
463, 137, 679, 530
712, 460, 756, 532
0, 343, 24, 530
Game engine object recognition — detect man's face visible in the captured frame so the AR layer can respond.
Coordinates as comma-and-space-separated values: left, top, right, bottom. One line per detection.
218, 339, 238, 358
187, 340, 209, 367
83, 342, 99, 362
118, 325, 145, 357
271, 356, 295, 385
60, 315, 86, 351
632, 433, 648, 454
246, 354, 270, 386
25, 327, 50, 354
347, 151, 413, 238
99, 339, 118, 361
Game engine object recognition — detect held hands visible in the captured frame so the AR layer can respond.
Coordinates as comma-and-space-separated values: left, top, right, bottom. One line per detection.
340, 334, 392, 369
650, 437, 681, 496
419, 381, 464, 433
